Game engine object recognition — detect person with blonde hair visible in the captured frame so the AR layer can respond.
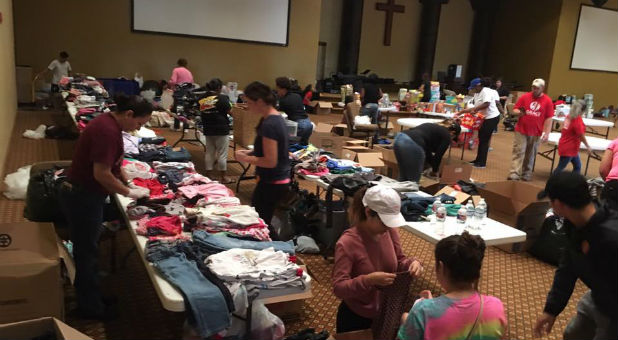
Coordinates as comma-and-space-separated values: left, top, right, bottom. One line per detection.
555, 99, 592, 174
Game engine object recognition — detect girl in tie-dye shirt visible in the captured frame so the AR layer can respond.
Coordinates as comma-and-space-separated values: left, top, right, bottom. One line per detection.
398, 232, 507, 340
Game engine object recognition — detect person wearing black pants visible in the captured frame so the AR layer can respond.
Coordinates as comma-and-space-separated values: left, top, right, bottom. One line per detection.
457, 77, 502, 168
235, 82, 290, 240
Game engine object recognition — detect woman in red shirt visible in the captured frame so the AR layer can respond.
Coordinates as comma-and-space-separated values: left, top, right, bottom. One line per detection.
332, 185, 423, 333
555, 100, 592, 174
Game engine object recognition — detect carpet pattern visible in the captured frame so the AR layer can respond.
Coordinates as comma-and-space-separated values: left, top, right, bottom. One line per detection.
1, 109, 609, 339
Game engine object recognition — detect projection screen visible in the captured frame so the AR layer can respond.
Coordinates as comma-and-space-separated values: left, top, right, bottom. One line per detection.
132, 0, 290, 46
570, 5, 618, 73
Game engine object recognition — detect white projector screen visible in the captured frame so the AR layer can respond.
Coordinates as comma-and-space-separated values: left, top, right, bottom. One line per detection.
132, 0, 290, 46
571, 5, 618, 73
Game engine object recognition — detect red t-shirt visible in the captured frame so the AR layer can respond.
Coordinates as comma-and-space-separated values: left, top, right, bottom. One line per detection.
67, 113, 123, 194
558, 116, 585, 157
514, 92, 554, 136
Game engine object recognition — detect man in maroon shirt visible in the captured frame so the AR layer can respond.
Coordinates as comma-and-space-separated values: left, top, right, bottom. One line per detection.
59, 95, 152, 320
508, 78, 554, 181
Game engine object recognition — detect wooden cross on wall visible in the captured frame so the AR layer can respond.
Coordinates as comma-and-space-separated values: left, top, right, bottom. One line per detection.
376, 0, 405, 46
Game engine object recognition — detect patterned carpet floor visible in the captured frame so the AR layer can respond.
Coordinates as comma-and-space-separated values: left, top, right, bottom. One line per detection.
1, 108, 609, 339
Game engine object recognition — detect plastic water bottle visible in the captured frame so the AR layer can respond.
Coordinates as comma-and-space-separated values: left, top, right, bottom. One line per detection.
457, 207, 467, 224
432, 198, 442, 214
436, 206, 446, 235
466, 202, 475, 229
474, 204, 486, 230
477, 199, 488, 224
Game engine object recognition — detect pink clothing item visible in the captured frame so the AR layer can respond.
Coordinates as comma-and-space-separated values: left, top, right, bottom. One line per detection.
169, 67, 194, 88
195, 196, 241, 208
145, 216, 182, 236
198, 223, 271, 241
606, 138, 618, 181
132, 178, 175, 201
148, 234, 191, 242
178, 173, 212, 186
178, 182, 233, 200
333, 227, 415, 319
298, 167, 329, 177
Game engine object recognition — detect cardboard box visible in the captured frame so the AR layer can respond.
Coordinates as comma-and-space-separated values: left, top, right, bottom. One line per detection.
439, 161, 472, 185
309, 133, 354, 158
435, 186, 471, 204
314, 122, 335, 134
341, 149, 385, 168
0, 317, 92, 339
478, 181, 550, 253
0, 222, 63, 324
373, 145, 397, 164
231, 106, 262, 148
342, 145, 372, 152
419, 176, 441, 194
313, 101, 333, 115
346, 139, 369, 147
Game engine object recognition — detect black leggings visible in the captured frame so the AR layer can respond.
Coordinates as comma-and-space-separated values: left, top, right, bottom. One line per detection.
474, 116, 500, 166
251, 181, 289, 240
336, 301, 373, 333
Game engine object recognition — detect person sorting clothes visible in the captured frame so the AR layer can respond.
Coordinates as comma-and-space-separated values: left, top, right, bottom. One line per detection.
59, 95, 153, 320
332, 185, 423, 333
234, 82, 290, 240
393, 120, 461, 182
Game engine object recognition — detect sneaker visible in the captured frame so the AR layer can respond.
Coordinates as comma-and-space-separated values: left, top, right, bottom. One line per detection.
473, 164, 486, 169
468, 160, 478, 165
507, 174, 520, 181
521, 177, 532, 182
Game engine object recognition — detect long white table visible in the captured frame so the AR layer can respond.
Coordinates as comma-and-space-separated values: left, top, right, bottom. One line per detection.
552, 116, 615, 139
536, 132, 612, 175
114, 194, 313, 312
417, 111, 456, 119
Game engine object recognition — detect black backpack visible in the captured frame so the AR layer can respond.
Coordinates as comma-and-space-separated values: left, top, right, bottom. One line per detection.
24, 167, 68, 223
528, 215, 569, 266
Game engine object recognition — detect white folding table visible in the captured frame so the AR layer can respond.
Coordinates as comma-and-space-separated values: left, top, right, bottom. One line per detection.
114, 194, 313, 312
552, 116, 615, 139
536, 132, 611, 175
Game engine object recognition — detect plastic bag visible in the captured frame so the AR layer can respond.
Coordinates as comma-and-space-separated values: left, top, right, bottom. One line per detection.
250, 301, 285, 340
354, 115, 371, 126
3, 165, 32, 200
23, 124, 47, 139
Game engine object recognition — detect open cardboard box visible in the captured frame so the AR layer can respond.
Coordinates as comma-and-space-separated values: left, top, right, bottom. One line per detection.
0, 317, 91, 340
0, 222, 64, 324
313, 101, 333, 115
341, 148, 385, 168
435, 185, 471, 204
345, 139, 369, 147
439, 161, 472, 185
478, 181, 550, 253
310, 132, 354, 158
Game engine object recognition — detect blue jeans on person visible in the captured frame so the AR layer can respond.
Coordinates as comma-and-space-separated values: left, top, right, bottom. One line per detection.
152, 252, 231, 338
394, 133, 425, 182
192, 230, 295, 254
58, 183, 107, 315
360, 103, 379, 124
554, 155, 582, 174
295, 118, 313, 145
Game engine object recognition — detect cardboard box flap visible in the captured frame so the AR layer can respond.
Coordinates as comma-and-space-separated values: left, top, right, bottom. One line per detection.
54, 318, 92, 339
435, 186, 470, 204
0, 222, 59, 265
0, 317, 92, 339
342, 146, 371, 152
341, 150, 358, 161
314, 101, 333, 108
439, 162, 472, 184
357, 153, 385, 168
314, 123, 334, 133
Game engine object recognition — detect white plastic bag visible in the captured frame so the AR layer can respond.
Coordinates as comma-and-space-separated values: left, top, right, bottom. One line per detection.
250, 301, 285, 340
354, 115, 371, 127
3, 165, 32, 200
23, 125, 47, 139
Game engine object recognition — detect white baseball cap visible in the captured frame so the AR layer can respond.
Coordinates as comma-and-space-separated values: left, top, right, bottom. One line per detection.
362, 185, 406, 228
532, 78, 545, 88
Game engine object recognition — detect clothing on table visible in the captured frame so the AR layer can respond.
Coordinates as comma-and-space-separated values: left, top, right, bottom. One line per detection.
192, 230, 295, 254
67, 113, 123, 194
169, 66, 194, 89
122, 132, 140, 155
401, 123, 451, 173
157, 169, 188, 190
509, 132, 540, 180
326, 159, 359, 173
371, 177, 419, 192
605, 138, 618, 181
473, 115, 500, 166
185, 205, 262, 226
206, 247, 304, 289
563, 290, 617, 340
192, 223, 271, 242
48, 59, 71, 85
543, 204, 618, 320
559, 116, 586, 157
333, 227, 415, 319
554, 155, 582, 174
177, 182, 233, 200
163, 147, 192, 162
204, 135, 229, 171
298, 167, 329, 177
195, 196, 240, 208
123, 160, 156, 180
253, 114, 291, 182
132, 178, 175, 201
58, 182, 107, 316
153, 161, 196, 172
201, 93, 231, 136
140, 215, 183, 236
278, 92, 308, 121
514, 92, 554, 136
394, 132, 425, 182
397, 293, 507, 340
178, 173, 212, 187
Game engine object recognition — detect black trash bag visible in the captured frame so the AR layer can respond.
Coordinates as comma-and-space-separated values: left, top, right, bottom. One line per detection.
528, 215, 569, 266
45, 125, 79, 140
24, 168, 68, 223
456, 180, 480, 195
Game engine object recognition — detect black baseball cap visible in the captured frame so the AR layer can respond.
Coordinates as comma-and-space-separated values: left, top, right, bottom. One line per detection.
537, 172, 591, 208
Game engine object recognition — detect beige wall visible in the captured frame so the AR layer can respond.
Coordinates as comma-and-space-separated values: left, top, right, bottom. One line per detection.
13, 0, 321, 89
318, 0, 343, 79
547, 0, 618, 107
484, 0, 562, 87
358, 0, 422, 82
0, 0, 17, 174
432, 0, 474, 79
